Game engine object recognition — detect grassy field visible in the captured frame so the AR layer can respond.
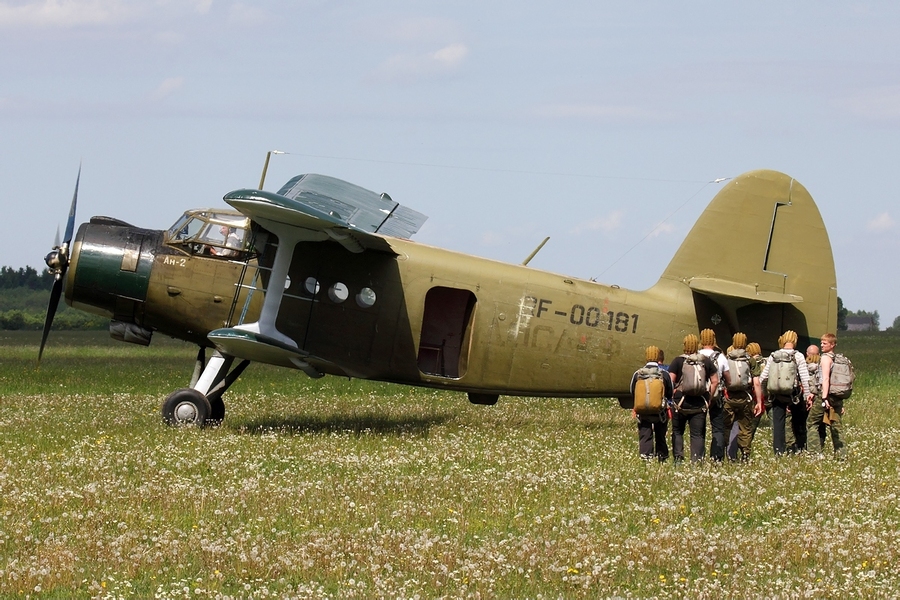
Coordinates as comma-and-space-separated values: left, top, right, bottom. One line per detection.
1, 331, 899, 598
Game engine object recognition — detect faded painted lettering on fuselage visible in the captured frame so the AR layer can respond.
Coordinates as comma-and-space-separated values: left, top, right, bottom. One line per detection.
507, 294, 636, 357
518, 295, 640, 333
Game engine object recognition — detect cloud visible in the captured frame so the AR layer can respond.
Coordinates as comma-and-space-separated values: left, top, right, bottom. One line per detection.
432, 43, 467, 68
0, 0, 215, 28
227, 2, 266, 25
646, 222, 675, 238
571, 210, 624, 235
191, 0, 212, 14
151, 77, 184, 101
371, 43, 469, 84
0, 0, 134, 27
867, 212, 895, 232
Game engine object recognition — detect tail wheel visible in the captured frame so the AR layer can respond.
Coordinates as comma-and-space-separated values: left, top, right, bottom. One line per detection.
468, 392, 499, 405
162, 388, 211, 427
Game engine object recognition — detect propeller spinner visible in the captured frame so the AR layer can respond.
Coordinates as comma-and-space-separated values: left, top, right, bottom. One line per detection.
39, 166, 80, 363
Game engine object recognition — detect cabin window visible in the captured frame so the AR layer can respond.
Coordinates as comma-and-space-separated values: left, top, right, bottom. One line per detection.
356, 287, 377, 308
417, 286, 476, 379
328, 282, 349, 303
304, 277, 320, 295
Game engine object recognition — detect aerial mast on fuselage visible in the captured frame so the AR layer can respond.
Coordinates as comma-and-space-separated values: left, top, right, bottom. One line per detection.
258, 150, 285, 190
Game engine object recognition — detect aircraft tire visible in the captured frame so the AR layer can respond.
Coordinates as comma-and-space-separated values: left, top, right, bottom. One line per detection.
207, 396, 225, 426
162, 388, 211, 427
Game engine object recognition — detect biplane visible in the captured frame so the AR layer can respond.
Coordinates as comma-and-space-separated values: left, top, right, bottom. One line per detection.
41, 166, 837, 425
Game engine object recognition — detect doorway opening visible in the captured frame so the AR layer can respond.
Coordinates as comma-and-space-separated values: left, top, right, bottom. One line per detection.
417, 286, 476, 378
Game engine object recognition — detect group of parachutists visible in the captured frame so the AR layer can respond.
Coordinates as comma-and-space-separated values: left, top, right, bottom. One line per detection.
629, 328, 854, 462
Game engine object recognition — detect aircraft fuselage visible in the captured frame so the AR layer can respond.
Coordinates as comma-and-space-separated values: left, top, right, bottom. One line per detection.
66, 220, 696, 398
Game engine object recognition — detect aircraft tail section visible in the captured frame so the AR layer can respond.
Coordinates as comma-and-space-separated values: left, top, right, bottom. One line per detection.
659, 170, 837, 351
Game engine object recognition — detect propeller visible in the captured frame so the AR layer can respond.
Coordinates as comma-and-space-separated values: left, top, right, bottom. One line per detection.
39, 166, 80, 363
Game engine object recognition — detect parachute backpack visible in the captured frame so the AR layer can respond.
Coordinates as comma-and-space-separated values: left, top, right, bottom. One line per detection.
725, 348, 753, 392
806, 360, 821, 397
679, 353, 708, 397
767, 349, 798, 395
633, 366, 666, 416
829, 353, 855, 399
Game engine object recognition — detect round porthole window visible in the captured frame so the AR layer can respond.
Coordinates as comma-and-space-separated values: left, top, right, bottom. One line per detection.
356, 287, 376, 308
328, 282, 349, 303
304, 277, 320, 295
284, 275, 292, 291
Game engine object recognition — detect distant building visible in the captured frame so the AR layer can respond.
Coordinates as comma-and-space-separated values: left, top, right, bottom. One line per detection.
846, 315, 877, 331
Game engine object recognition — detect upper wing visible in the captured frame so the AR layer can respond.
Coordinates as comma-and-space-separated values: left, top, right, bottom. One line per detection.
224, 173, 428, 254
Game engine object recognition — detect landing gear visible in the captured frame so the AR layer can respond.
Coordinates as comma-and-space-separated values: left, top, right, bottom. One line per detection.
162, 388, 211, 426
207, 396, 225, 425
161, 346, 249, 427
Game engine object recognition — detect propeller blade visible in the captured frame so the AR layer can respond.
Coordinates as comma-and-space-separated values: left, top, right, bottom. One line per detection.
38, 276, 64, 364
53, 225, 60, 249
40, 166, 82, 365
62, 165, 80, 246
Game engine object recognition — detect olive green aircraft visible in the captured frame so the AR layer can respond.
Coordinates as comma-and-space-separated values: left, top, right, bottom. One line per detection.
41, 166, 837, 426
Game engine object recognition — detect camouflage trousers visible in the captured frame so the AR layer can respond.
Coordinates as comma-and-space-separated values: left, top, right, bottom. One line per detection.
806, 396, 845, 457
723, 398, 758, 460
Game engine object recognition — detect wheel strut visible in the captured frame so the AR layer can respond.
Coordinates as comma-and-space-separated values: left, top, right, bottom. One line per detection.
161, 347, 250, 427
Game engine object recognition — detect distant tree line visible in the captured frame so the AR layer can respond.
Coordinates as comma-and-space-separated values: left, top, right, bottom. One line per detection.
837, 297, 847, 331
836, 297, 892, 332
0, 266, 53, 290
0, 265, 105, 330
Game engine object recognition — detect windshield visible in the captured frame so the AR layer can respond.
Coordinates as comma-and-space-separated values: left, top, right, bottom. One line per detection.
166, 211, 251, 257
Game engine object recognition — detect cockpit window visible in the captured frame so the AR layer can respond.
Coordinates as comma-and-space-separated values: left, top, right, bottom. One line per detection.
166, 211, 252, 258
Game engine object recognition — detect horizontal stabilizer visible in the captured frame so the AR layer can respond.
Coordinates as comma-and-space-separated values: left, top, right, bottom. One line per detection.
688, 277, 803, 304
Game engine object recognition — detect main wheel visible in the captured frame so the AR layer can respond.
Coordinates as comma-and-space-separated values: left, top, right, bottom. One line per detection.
162, 388, 211, 427
207, 395, 225, 426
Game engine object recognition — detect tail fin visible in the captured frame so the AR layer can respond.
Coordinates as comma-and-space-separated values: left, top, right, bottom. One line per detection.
660, 169, 836, 351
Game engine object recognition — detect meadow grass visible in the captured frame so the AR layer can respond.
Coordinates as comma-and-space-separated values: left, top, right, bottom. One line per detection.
1, 331, 899, 598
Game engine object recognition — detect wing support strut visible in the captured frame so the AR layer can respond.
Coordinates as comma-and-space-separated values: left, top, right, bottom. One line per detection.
233, 228, 304, 348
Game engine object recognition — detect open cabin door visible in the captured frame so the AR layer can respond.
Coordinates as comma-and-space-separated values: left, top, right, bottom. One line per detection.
417, 286, 476, 378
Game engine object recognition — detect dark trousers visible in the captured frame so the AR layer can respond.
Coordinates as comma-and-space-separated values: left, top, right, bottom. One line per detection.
672, 410, 706, 462
772, 398, 809, 454
708, 398, 726, 461
638, 417, 669, 461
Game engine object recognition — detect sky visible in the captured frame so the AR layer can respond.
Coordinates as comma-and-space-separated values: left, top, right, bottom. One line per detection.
2, 1, 899, 327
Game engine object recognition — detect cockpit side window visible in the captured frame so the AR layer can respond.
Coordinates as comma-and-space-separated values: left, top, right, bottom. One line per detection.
165, 212, 251, 258
168, 215, 207, 242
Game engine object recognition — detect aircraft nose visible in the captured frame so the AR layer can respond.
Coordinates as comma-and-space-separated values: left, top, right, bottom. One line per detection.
66, 220, 163, 325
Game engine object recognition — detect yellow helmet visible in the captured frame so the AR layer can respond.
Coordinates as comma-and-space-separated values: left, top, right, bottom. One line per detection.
683, 334, 699, 354
782, 330, 798, 346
